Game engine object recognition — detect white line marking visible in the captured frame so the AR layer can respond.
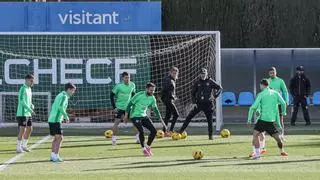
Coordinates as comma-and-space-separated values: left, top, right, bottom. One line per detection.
0, 135, 50, 171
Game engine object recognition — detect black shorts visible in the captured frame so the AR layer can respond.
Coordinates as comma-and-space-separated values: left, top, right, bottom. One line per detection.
17, 116, 32, 127
278, 105, 282, 116
49, 122, 63, 136
114, 109, 126, 119
254, 120, 279, 136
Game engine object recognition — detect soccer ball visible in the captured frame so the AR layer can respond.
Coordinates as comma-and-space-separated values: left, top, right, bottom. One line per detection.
104, 130, 113, 138
172, 132, 182, 140
156, 130, 165, 138
180, 131, 188, 139
220, 129, 231, 138
192, 150, 204, 160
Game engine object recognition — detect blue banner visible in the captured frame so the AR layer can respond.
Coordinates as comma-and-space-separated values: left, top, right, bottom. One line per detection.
0, 2, 161, 31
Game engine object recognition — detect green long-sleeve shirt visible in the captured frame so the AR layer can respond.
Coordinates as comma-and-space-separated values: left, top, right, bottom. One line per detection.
248, 87, 286, 128
268, 77, 289, 104
48, 91, 70, 123
16, 84, 34, 117
111, 82, 136, 110
126, 91, 162, 120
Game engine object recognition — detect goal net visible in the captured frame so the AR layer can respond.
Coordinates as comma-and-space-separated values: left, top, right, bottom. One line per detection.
0, 32, 222, 130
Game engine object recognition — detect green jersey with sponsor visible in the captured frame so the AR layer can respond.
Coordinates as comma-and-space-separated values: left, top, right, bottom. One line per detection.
16, 84, 34, 117
126, 91, 161, 119
112, 82, 136, 110
48, 91, 70, 123
268, 76, 289, 104
248, 87, 286, 128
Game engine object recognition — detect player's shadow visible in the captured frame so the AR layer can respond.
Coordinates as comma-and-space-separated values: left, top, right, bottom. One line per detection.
0, 155, 143, 166
285, 142, 320, 148
0, 139, 130, 151
0, 149, 17, 153
201, 158, 320, 167
40, 138, 110, 144
33, 141, 138, 150
108, 141, 245, 151
115, 157, 248, 166
0, 140, 113, 152
0, 151, 16, 155
83, 160, 208, 172
83, 157, 249, 172
0, 141, 245, 152
39, 136, 137, 144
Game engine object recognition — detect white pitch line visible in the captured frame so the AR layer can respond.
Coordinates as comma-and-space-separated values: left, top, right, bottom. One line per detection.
0, 135, 50, 171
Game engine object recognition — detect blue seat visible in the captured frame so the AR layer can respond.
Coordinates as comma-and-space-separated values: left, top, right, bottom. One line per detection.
280, 93, 294, 105
289, 94, 293, 105
238, 91, 254, 106
290, 94, 311, 105
312, 91, 320, 105
222, 92, 236, 106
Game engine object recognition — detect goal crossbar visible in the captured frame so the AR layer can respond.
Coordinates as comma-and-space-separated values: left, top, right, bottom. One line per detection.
0, 31, 222, 131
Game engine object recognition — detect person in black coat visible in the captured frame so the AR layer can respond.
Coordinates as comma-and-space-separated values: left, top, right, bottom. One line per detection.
289, 65, 311, 126
161, 67, 179, 136
179, 68, 222, 140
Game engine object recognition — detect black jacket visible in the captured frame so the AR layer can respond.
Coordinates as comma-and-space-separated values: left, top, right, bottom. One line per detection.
191, 78, 222, 104
289, 74, 311, 97
161, 76, 176, 101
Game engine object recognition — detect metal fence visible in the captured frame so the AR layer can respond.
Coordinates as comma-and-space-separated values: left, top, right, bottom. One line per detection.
221, 48, 320, 123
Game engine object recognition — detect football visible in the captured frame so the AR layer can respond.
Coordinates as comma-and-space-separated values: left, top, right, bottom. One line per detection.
156, 130, 165, 138
192, 150, 204, 160
104, 130, 113, 138
181, 131, 188, 139
171, 132, 182, 140
220, 129, 231, 138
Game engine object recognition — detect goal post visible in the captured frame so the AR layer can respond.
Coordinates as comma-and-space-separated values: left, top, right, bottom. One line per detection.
0, 92, 51, 123
0, 31, 222, 131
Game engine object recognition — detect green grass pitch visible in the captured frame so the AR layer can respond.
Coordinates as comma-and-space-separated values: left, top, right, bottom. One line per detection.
0, 126, 320, 180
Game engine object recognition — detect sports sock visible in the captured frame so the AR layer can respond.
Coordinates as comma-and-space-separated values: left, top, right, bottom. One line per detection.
260, 139, 265, 149
255, 148, 260, 157
22, 139, 28, 147
17, 140, 22, 148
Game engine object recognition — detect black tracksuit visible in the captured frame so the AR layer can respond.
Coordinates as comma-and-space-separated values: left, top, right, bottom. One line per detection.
289, 73, 311, 124
161, 76, 179, 132
179, 77, 222, 137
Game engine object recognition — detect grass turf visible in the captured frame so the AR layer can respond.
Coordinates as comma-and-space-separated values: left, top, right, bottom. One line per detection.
1, 128, 320, 180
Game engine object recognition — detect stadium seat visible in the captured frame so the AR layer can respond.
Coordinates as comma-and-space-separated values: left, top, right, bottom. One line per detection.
307, 96, 311, 105
281, 93, 290, 105
238, 91, 254, 106
289, 94, 311, 105
289, 93, 293, 105
312, 91, 320, 105
222, 92, 236, 106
